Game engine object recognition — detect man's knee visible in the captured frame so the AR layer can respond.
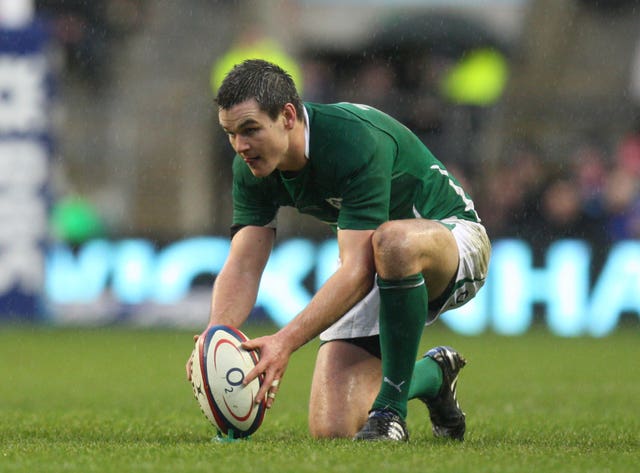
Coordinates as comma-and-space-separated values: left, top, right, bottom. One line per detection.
372, 221, 413, 277
373, 220, 457, 279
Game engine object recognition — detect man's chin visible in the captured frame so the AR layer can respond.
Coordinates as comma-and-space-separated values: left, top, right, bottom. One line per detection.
248, 166, 271, 178
245, 158, 276, 177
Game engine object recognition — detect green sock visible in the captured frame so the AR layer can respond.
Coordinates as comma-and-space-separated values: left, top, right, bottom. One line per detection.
408, 356, 443, 400
372, 273, 428, 419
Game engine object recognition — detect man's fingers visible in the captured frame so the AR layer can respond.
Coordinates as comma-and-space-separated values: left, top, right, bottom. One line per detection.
253, 372, 283, 409
241, 339, 259, 352
244, 363, 263, 386
265, 378, 281, 409
240, 335, 288, 408
185, 347, 196, 381
186, 334, 199, 381
241, 338, 264, 385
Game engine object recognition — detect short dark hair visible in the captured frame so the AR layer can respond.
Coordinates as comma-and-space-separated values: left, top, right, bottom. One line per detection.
216, 59, 304, 121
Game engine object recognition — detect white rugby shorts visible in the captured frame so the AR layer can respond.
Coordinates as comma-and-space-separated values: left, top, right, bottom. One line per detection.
319, 217, 491, 342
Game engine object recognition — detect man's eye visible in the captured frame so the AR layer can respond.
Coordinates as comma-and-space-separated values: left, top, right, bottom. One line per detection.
245, 128, 259, 135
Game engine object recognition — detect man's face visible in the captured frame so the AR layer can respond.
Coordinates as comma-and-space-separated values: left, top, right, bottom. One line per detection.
219, 99, 289, 178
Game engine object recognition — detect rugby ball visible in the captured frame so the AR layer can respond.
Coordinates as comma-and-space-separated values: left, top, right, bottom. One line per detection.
190, 325, 266, 438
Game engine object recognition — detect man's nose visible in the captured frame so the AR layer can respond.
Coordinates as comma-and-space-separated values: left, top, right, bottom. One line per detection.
233, 135, 250, 152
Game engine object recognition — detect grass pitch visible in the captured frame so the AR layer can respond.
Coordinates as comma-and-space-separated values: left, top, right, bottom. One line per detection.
0, 324, 638, 472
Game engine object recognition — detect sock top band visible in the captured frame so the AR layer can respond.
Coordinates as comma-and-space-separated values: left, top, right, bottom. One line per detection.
377, 273, 425, 290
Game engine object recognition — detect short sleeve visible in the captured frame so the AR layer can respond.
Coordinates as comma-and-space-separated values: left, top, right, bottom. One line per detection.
231, 156, 280, 227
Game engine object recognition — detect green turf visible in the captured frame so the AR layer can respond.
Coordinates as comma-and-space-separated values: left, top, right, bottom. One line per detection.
0, 324, 638, 472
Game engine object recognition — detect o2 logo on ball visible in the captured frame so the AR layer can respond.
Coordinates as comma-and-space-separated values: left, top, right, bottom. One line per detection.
225, 367, 244, 389
212, 338, 256, 422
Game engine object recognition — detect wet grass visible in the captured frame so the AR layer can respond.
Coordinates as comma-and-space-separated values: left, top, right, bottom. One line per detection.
1, 325, 638, 472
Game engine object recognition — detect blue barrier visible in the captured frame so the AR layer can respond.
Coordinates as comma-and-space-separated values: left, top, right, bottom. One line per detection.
0, 19, 52, 319
44, 237, 640, 336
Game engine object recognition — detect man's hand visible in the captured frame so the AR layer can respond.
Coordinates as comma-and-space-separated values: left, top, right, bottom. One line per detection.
242, 332, 293, 409
185, 334, 200, 381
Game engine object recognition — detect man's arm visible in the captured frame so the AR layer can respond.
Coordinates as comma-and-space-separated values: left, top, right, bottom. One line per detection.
186, 225, 274, 380
208, 225, 275, 327
243, 228, 376, 405
277, 228, 376, 349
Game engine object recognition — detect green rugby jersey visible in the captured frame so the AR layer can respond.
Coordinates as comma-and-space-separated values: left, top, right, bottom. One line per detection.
231, 102, 479, 232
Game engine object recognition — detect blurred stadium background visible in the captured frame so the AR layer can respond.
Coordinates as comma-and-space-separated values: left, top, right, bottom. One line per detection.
1, 0, 639, 336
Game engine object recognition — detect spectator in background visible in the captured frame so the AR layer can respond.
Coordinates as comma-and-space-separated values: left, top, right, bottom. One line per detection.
602, 117, 640, 241
478, 141, 548, 240
348, 60, 400, 114
569, 139, 610, 221
616, 117, 640, 178
602, 167, 640, 241
36, 0, 145, 89
537, 176, 607, 247
476, 164, 525, 238
300, 59, 333, 102
210, 28, 302, 96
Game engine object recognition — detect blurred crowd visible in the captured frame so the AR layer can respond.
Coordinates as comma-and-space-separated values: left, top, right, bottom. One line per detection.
36, 0, 146, 89
476, 129, 640, 249
35, 1, 640, 253
299, 51, 640, 258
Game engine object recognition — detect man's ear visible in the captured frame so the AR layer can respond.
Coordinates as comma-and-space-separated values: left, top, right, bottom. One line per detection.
282, 103, 297, 130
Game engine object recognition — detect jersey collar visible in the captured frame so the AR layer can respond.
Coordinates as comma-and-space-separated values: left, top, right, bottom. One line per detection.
303, 105, 310, 160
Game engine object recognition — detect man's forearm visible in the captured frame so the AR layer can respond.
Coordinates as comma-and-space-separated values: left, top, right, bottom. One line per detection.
277, 264, 374, 351
208, 264, 261, 327
207, 226, 274, 328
